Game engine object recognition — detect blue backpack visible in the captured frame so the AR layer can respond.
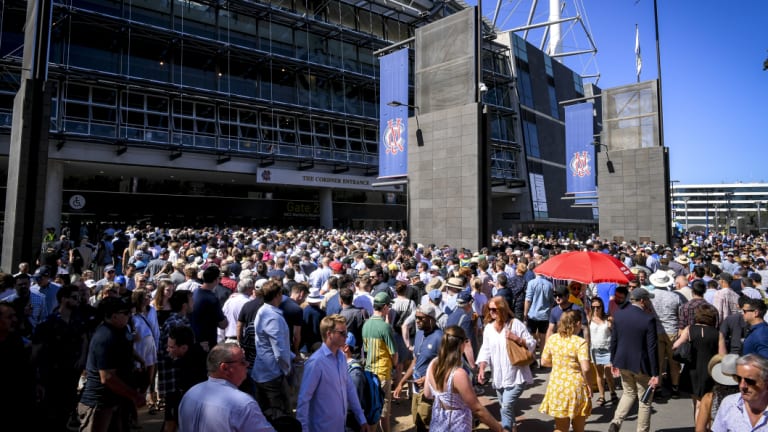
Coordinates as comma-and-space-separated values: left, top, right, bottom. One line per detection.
349, 362, 384, 425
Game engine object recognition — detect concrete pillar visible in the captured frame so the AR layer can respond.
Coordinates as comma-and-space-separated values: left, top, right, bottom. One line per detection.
43, 160, 64, 234
319, 189, 333, 228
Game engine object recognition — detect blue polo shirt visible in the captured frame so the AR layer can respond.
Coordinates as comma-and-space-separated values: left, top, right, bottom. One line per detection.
743, 321, 768, 359
413, 328, 442, 379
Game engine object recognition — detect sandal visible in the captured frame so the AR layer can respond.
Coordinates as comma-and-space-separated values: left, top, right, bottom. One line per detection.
596, 397, 606, 406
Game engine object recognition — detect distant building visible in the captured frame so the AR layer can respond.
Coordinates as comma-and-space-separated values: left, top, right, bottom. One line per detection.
672, 183, 768, 233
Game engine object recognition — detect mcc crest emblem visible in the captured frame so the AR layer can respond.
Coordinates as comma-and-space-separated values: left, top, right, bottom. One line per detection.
383, 118, 405, 155
569, 151, 591, 178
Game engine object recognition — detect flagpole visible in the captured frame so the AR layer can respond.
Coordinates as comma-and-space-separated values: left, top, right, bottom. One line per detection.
635, 24, 641, 83
654, 0, 664, 147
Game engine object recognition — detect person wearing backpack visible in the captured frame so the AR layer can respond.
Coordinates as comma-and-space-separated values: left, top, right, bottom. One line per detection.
297, 314, 370, 432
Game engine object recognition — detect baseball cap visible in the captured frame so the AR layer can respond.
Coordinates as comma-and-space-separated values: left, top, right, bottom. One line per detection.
630, 287, 655, 301
373, 291, 392, 307
345, 332, 356, 347
329, 261, 343, 273
33, 266, 52, 278
456, 291, 473, 306
553, 285, 569, 297
428, 289, 443, 302
115, 275, 127, 285
418, 303, 437, 319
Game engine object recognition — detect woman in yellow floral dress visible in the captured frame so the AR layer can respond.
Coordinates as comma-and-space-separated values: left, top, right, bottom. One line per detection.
540, 310, 593, 432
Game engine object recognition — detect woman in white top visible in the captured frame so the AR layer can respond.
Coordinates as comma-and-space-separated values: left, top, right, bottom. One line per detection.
588, 296, 616, 405
477, 296, 536, 432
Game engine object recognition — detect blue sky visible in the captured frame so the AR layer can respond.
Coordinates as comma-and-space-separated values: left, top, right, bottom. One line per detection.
468, 0, 768, 184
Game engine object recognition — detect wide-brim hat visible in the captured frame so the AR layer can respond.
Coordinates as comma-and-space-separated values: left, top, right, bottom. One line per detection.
709, 354, 739, 386
306, 287, 323, 303
649, 270, 673, 288
444, 277, 464, 291
675, 255, 690, 265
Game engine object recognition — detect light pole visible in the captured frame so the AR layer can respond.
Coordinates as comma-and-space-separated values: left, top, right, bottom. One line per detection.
684, 197, 690, 231
724, 191, 733, 233
757, 201, 763, 233
670, 180, 679, 224
714, 204, 719, 233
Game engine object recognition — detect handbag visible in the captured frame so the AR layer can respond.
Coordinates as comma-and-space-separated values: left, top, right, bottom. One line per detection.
506, 322, 535, 367
673, 326, 700, 364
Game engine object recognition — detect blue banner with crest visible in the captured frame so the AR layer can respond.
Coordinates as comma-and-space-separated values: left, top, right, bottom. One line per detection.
379, 48, 409, 178
565, 102, 596, 204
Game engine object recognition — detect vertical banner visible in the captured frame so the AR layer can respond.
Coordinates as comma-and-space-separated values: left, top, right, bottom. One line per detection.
565, 102, 596, 204
379, 48, 409, 178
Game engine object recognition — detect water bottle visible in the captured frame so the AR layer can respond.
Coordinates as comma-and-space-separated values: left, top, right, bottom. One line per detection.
640, 385, 654, 404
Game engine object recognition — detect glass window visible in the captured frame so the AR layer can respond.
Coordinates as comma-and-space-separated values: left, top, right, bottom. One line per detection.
548, 85, 559, 119
523, 119, 540, 158
518, 69, 533, 107
544, 55, 553, 77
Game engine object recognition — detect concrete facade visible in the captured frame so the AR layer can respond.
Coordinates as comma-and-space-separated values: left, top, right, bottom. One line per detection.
597, 80, 670, 244
409, 8, 487, 250
597, 146, 670, 243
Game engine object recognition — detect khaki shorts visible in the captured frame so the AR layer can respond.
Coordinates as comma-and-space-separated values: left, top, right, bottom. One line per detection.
380, 378, 393, 418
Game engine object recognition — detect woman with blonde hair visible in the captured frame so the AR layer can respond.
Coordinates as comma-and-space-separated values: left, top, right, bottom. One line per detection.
477, 296, 536, 432
540, 310, 592, 432
424, 325, 508, 432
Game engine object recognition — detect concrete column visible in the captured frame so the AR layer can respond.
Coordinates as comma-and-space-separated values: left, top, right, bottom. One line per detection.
43, 160, 64, 235
319, 189, 333, 229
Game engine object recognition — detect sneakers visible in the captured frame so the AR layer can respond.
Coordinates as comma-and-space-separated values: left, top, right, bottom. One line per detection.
607, 422, 620, 432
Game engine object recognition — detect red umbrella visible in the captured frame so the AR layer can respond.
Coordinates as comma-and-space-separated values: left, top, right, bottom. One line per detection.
534, 251, 634, 284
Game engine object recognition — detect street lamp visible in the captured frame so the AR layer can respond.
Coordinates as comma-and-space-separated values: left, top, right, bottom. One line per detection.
387, 101, 424, 147
684, 197, 690, 231
592, 142, 616, 173
757, 201, 763, 233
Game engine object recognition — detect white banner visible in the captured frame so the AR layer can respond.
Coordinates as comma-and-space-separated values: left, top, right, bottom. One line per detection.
256, 168, 400, 191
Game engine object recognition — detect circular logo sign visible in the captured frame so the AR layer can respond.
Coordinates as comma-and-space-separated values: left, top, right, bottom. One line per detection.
69, 194, 86, 210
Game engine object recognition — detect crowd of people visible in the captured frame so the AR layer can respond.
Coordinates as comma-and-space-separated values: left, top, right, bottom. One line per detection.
1, 225, 768, 432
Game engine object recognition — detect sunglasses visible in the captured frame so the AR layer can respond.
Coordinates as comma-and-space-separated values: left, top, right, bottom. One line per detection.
743, 309, 756, 314
488, 307, 498, 312
553, 293, 564, 298
415, 315, 427, 321
736, 375, 758, 386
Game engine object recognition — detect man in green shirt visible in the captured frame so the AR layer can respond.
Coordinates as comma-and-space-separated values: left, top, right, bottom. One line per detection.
362, 291, 398, 432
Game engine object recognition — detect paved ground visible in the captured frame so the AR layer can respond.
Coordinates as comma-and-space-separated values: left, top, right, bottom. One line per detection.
139, 368, 696, 431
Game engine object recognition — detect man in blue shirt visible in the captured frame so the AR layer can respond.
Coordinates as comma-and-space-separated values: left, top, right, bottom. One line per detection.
524, 272, 553, 350
251, 280, 293, 420
742, 299, 768, 358
31, 265, 61, 315
711, 353, 768, 432
296, 314, 369, 432
179, 343, 275, 432
393, 303, 442, 432
446, 290, 477, 368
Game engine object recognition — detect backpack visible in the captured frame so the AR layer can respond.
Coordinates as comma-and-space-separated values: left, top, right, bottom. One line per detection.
348, 362, 384, 425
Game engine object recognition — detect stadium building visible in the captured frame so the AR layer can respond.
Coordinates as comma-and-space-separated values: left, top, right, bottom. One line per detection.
0, 0, 598, 239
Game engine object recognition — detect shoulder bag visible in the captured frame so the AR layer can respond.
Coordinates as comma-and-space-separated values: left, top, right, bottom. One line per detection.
506, 320, 535, 367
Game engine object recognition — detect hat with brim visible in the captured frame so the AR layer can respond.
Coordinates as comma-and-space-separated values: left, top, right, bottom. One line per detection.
709, 354, 739, 386
373, 291, 392, 307
675, 255, 690, 265
649, 270, 673, 288
444, 277, 464, 291
306, 287, 323, 304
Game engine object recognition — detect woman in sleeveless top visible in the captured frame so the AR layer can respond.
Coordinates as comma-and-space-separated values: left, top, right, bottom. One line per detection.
589, 297, 617, 405
673, 304, 723, 427
423, 325, 508, 432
